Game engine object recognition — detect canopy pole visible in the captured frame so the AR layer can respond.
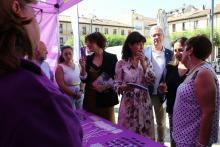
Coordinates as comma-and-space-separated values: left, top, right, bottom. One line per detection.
210, 0, 214, 61
71, 4, 80, 63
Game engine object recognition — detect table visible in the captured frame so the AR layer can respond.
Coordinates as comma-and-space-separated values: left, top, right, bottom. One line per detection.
75, 110, 165, 147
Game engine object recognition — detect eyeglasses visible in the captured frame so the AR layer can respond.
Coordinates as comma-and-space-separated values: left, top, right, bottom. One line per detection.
32, 7, 43, 24
26, 4, 43, 24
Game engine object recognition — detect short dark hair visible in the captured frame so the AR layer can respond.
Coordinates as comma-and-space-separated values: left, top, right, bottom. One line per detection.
58, 45, 73, 63
122, 31, 146, 60
186, 35, 212, 60
85, 32, 106, 49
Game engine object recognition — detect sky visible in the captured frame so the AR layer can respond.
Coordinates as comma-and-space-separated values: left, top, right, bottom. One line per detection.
61, 0, 220, 23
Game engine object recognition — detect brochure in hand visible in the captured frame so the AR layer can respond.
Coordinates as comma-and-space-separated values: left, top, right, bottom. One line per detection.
126, 82, 148, 91
92, 72, 114, 91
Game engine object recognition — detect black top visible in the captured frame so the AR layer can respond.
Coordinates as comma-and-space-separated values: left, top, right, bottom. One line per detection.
165, 64, 188, 114
82, 51, 119, 108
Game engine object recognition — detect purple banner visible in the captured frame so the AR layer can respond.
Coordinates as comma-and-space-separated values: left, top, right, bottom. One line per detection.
39, 12, 58, 69
59, 0, 82, 13
33, 0, 82, 70
76, 110, 165, 147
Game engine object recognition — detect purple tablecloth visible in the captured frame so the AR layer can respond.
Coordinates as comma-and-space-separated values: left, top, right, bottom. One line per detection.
75, 110, 165, 147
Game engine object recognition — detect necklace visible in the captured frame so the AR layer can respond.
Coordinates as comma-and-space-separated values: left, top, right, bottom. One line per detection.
186, 61, 205, 76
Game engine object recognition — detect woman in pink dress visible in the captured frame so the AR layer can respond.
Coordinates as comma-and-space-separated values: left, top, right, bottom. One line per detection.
115, 31, 155, 139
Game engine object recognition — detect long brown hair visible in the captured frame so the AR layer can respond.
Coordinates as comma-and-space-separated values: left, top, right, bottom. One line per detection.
58, 45, 73, 63
0, 0, 36, 74
170, 37, 188, 65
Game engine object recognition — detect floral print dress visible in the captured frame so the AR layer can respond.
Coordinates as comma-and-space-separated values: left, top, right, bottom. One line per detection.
115, 58, 155, 139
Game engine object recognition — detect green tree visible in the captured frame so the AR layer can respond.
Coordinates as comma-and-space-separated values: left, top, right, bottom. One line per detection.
105, 35, 126, 47
65, 34, 126, 48
170, 28, 220, 47
64, 36, 85, 47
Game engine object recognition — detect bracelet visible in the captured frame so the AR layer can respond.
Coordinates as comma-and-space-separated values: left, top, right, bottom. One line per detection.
196, 142, 208, 147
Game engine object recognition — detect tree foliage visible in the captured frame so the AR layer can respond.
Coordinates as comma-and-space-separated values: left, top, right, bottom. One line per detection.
64, 34, 126, 48
170, 28, 220, 47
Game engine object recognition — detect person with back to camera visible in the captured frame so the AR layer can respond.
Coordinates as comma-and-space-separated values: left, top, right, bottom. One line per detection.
0, 0, 82, 146
173, 35, 219, 147
79, 32, 118, 123
55, 45, 84, 110
115, 31, 156, 139
158, 37, 188, 147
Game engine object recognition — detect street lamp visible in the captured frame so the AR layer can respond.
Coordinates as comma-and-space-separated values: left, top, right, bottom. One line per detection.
89, 12, 96, 33
210, 0, 214, 61
90, 18, 92, 33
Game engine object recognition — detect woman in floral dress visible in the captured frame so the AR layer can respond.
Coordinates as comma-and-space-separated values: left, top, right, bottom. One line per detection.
115, 32, 155, 139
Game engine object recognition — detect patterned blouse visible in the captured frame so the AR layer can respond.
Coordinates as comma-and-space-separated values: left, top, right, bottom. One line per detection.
173, 63, 219, 146
114, 58, 156, 139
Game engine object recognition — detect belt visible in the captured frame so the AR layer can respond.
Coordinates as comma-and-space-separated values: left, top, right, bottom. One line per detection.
125, 92, 140, 97
68, 83, 80, 86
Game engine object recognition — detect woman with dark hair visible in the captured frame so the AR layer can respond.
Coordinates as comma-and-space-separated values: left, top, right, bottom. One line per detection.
0, 0, 82, 146
79, 32, 118, 123
55, 45, 84, 109
158, 37, 188, 147
115, 31, 155, 139
173, 35, 219, 147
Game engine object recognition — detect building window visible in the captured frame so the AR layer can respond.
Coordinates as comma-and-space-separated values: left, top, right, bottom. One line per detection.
121, 30, 125, 35
182, 22, 185, 31
59, 24, 63, 33
60, 37, 64, 45
113, 29, 117, 35
104, 28, 108, 34
82, 27, 86, 35
172, 24, 176, 32
95, 28, 99, 32
194, 20, 198, 29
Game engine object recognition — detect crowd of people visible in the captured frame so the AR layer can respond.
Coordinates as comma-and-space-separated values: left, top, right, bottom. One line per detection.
0, 0, 219, 147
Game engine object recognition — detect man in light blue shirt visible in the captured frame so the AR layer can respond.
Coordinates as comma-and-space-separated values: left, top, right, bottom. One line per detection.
144, 26, 173, 144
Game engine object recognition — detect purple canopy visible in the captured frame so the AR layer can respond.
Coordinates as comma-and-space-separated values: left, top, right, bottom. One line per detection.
33, 0, 81, 69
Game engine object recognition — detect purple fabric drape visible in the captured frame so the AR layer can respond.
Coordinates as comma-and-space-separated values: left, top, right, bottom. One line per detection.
33, 0, 81, 70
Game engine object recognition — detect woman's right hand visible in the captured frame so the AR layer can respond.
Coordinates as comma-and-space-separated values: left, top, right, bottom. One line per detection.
79, 58, 86, 70
75, 91, 83, 100
158, 82, 168, 93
